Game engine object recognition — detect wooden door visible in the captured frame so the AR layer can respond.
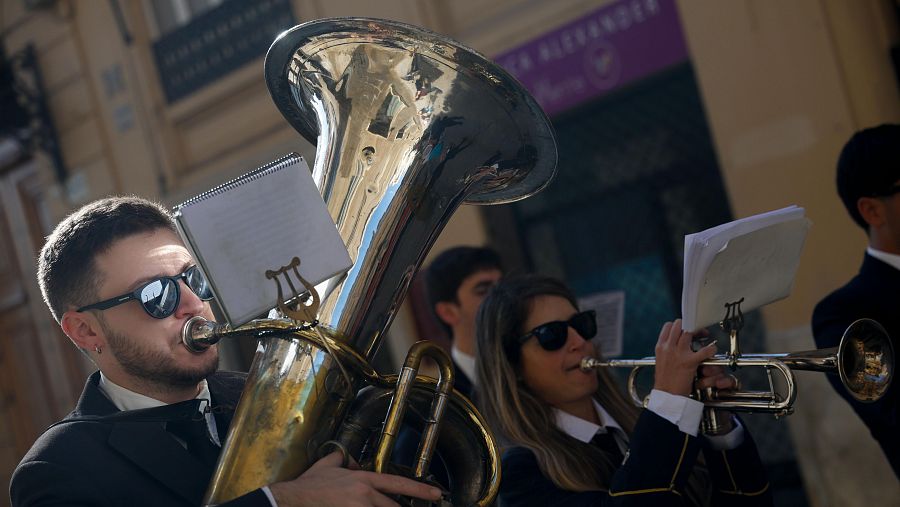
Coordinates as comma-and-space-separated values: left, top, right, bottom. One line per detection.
0, 197, 41, 497
0, 165, 87, 504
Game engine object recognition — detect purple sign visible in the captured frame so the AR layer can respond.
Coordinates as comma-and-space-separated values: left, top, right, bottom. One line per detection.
496, 0, 689, 116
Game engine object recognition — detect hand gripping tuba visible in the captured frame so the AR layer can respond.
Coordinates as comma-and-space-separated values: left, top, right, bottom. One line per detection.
194, 18, 557, 505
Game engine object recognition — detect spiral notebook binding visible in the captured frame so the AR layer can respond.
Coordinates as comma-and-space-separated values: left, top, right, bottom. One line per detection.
175, 153, 302, 210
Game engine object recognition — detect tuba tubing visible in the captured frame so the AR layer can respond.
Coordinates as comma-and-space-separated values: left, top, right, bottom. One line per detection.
191, 318, 501, 505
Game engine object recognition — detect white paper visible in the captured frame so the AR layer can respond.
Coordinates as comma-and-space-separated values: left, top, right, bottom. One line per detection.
578, 290, 625, 358
681, 206, 810, 331
174, 155, 352, 326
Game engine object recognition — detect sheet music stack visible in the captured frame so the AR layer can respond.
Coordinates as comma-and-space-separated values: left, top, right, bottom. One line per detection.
681, 205, 811, 331
173, 154, 352, 327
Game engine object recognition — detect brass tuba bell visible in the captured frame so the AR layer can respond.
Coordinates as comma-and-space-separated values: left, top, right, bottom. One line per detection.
192, 17, 557, 505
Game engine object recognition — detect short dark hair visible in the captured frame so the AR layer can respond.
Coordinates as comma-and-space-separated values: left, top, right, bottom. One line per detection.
425, 246, 502, 305
38, 196, 176, 323
425, 246, 502, 334
836, 124, 900, 230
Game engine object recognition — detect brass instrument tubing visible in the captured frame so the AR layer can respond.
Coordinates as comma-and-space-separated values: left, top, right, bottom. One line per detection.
415, 356, 454, 479
373, 366, 417, 474
580, 355, 797, 413
372, 341, 455, 476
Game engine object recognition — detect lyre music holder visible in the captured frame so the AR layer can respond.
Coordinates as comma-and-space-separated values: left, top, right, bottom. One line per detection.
265, 256, 320, 324
719, 297, 745, 369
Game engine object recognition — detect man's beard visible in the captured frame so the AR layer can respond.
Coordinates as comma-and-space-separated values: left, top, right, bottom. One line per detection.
101, 321, 219, 391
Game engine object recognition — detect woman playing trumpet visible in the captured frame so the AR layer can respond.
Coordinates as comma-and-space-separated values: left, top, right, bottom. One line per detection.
474, 274, 772, 506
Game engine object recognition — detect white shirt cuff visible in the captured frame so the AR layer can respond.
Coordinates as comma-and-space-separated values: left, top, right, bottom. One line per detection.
703, 416, 745, 450
262, 486, 278, 507
646, 389, 704, 437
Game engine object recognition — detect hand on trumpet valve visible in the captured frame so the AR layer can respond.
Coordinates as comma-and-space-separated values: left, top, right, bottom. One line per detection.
695, 366, 738, 434
653, 319, 718, 397
696, 366, 741, 392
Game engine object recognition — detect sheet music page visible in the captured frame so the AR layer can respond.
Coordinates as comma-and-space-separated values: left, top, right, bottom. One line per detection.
175, 155, 352, 326
578, 290, 625, 358
681, 206, 810, 331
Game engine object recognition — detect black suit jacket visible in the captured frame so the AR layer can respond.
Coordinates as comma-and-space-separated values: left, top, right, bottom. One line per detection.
10, 371, 270, 507
450, 357, 473, 399
498, 411, 772, 507
812, 253, 900, 476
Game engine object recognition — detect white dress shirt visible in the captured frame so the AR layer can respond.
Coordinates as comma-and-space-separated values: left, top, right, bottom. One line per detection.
98, 373, 220, 444
451, 346, 477, 386
867, 246, 900, 271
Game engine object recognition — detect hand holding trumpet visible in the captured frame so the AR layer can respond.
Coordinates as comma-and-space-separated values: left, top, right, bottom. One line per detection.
652, 319, 725, 397
651, 319, 741, 434
581, 317, 892, 423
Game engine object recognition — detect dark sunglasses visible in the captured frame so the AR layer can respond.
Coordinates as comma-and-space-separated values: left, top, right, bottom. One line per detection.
518, 310, 597, 351
77, 265, 214, 319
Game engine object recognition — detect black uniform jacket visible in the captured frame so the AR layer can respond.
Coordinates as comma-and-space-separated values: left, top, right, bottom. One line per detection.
498, 410, 772, 507
10, 371, 270, 507
450, 357, 474, 400
812, 253, 900, 477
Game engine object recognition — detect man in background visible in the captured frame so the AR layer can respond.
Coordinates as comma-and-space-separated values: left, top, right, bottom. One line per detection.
812, 124, 899, 478
425, 246, 503, 398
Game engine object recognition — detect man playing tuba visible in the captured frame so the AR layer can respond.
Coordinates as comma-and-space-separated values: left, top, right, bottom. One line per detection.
10, 196, 443, 507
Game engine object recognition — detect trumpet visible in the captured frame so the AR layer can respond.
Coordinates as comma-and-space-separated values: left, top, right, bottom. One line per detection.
580, 318, 894, 425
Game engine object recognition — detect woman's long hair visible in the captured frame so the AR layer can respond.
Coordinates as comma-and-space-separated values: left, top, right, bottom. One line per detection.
474, 274, 710, 503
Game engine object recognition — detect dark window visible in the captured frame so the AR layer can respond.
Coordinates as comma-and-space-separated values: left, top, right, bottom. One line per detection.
494, 63, 731, 357
151, 0, 296, 103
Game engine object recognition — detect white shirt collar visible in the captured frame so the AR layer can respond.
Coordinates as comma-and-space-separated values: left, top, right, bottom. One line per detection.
553, 399, 624, 443
866, 247, 900, 271
97, 372, 220, 445
98, 372, 212, 412
450, 346, 477, 386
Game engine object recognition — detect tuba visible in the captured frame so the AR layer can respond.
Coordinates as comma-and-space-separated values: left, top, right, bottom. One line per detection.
191, 17, 557, 505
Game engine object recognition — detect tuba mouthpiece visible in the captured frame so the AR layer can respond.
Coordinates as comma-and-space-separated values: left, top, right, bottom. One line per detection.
182, 316, 228, 353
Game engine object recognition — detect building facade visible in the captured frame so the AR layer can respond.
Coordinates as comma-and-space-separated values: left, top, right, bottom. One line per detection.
1, 0, 898, 505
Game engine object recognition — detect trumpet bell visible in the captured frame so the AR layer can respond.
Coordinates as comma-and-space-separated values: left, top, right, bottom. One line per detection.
838, 318, 894, 402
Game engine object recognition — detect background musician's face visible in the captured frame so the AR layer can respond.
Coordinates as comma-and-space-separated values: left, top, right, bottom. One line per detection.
518, 295, 599, 414
89, 229, 218, 394
438, 268, 503, 340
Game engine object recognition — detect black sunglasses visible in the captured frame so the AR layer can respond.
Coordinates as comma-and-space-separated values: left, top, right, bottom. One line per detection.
518, 310, 597, 351
77, 265, 214, 319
